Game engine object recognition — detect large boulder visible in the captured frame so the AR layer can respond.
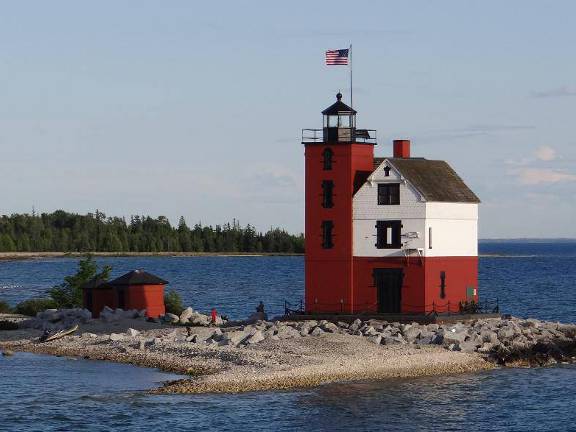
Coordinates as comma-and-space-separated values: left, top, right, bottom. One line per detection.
403, 327, 422, 343
220, 330, 249, 347
244, 330, 265, 345
189, 312, 210, 326
276, 325, 301, 339
164, 313, 180, 324
480, 330, 499, 344
349, 319, 362, 332
497, 327, 516, 340
367, 335, 382, 345
310, 326, 325, 337
321, 322, 339, 333
179, 307, 194, 324
443, 329, 467, 345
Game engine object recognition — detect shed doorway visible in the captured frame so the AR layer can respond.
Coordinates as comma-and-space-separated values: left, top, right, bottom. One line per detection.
374, 268, 403, 313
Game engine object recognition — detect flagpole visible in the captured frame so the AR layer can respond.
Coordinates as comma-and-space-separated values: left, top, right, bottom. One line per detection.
349, 44, 353, 109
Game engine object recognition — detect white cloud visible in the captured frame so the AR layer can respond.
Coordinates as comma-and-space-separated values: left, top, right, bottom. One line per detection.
514, 168, 576, 185
532, 86, 576, 98
534, 146, 556, 161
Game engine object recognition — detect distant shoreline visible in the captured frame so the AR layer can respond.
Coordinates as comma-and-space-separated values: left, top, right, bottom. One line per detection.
0, 252, 303, 261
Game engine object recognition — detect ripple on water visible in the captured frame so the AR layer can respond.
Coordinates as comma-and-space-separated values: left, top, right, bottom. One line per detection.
1, 352, 576, 431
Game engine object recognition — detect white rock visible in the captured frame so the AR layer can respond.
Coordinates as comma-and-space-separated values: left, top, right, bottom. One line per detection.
310, 326, 325, 337
179, 307, 194, 324
244, 330, 265, 345
321, 322, 339, 333
110, 333, 124, 342
126, 328, 140, 337
367, 335, 382, 345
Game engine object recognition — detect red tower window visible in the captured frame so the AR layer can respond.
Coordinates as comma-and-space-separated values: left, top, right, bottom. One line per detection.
378, 183, 400, 205
322, 148, 333, 170
321, 220, 334, 249
321, 180, 334, 208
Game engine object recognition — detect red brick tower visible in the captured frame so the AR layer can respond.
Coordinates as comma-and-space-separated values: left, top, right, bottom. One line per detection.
302, 93, 376, 313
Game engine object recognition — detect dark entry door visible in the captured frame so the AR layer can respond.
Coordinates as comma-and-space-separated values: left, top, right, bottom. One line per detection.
374, 269, 403, 313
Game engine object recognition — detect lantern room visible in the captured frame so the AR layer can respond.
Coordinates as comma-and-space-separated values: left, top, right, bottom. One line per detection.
322, 92, 357, 143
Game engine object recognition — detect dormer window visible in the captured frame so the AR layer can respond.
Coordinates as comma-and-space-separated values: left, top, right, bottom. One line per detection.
378, 183, 400, 205
384, 166, 391, 177
322, 148, 333, 170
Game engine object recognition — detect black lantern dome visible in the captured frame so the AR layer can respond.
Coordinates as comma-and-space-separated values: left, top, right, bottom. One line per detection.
322, 93, 357, 143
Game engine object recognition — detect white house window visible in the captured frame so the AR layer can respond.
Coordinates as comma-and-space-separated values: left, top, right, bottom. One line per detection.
378, 184, 400, 205
376, 220, 402, 249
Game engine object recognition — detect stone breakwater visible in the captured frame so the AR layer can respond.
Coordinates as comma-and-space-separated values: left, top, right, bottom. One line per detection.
179, 316, 576, 366
1, 313, 575, 394
18, 305, 225, 331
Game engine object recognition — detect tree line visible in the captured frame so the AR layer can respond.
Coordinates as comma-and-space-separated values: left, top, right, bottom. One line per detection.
0, 210, 304, 253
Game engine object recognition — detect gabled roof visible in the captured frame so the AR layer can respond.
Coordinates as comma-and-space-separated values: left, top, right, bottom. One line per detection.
372, 157, 480, 203
108, 270, 168, 286
322, 93, 357, 115
81, 277, 111, 290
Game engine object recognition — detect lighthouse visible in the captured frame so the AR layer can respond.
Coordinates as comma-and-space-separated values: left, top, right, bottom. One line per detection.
302, 94, 480, 315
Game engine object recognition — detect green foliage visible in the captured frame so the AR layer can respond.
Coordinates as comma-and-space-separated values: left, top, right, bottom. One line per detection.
0, 212, 304, 253
164, 289, 184, 316
48, 255, 112, 308
14, 298, 58, 316
0, 300, 12, 314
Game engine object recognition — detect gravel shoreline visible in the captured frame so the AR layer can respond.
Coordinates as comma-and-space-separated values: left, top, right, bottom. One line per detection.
2, 313, 574, 394
1, 316, 493, 393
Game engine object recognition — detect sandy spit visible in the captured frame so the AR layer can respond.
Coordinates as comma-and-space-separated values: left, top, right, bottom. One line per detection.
0, 319, 493, 394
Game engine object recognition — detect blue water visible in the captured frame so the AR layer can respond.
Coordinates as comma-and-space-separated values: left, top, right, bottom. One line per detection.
1, 241, 576, 431
1, 241, 575, 322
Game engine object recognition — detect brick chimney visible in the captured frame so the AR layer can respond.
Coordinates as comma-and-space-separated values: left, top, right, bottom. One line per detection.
393, 139, 411, 158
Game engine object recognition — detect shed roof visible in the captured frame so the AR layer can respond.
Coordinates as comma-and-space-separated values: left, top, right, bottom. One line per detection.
108, 270, 168, 286
372, 157, 480, 203
81, 277, 112, 290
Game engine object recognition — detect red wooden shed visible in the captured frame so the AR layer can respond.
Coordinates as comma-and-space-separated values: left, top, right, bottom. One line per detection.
83, 270, 168, 318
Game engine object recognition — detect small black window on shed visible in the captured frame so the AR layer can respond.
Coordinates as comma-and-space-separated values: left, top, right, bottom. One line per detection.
378, 183, 400, 205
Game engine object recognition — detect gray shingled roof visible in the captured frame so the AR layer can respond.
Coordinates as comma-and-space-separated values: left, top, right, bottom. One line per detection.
372, 157, 480, 203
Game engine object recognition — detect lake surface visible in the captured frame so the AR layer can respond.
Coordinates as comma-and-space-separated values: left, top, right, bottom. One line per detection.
1, 241, 575, 322
1, 241, 575, 431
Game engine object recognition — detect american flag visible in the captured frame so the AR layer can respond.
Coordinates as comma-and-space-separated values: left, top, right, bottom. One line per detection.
325, 49, 349, 65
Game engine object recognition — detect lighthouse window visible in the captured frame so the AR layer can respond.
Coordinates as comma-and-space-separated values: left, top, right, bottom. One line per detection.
440, 271, 446, 299
384, 166, 391, 177
375, 220, 402, 249
378, 183, 400, 205
322, 180, 334, 208
322, 148, 333, 170
321, 220, 334, 249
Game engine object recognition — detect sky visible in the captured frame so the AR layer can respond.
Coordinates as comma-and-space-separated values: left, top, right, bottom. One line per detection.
1, 1, 575, 238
